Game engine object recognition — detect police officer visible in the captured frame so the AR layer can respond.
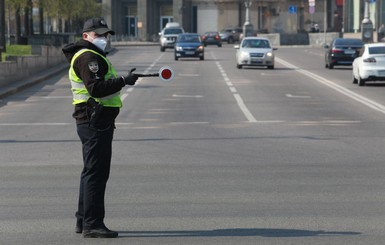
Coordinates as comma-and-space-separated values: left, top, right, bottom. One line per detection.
62, 17, 138, 238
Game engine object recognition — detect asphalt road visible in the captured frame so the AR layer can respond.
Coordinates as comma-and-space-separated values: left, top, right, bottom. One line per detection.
1, 44, 385, 245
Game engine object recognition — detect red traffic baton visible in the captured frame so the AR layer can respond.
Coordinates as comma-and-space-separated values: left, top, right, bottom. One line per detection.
131, 66, 174, 82
159, 66, 174, 82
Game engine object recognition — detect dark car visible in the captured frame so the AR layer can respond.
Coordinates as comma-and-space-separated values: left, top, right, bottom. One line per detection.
201, 31, 222, 47
324, 38, 364, 69
219, 27, 242, 44
174, 33, 204, 61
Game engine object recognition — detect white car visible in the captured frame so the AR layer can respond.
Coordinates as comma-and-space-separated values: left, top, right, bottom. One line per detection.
352, 43, 385, 86
234, 37, 277, 69
159, 22, 184, 52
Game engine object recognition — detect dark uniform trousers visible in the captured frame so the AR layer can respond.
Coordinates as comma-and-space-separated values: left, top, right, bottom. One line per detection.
75, 122, 115, 230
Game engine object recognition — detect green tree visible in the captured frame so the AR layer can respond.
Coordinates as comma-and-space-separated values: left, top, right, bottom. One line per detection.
6, 0, 26, 44
6, 0, 103, 39
42, 0, 102, 33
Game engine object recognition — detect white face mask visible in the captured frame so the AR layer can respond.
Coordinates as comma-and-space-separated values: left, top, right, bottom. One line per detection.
88, 35, 108, 51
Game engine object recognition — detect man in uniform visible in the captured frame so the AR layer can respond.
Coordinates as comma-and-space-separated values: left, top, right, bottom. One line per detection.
62, 17, 138, 238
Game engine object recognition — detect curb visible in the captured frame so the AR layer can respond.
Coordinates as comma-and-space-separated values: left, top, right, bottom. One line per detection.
0, 63, 68, 100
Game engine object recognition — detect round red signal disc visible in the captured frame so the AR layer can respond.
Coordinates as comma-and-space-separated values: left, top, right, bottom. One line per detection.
159, 66, 174, 82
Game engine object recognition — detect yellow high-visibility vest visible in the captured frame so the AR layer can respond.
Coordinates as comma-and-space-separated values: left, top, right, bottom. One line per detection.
69, 49, 122, 108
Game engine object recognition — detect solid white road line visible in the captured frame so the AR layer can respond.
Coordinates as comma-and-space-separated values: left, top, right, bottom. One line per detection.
277, 57, 385, 115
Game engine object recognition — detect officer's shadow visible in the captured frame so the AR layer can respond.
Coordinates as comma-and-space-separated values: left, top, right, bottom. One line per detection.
118, 228, 361, 238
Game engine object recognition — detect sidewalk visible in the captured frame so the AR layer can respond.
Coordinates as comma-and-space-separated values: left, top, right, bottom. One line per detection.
0, 62, 68, 100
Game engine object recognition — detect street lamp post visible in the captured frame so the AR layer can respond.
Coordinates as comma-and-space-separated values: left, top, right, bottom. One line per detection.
243, 0, 254, 38
324, 0, 327, 45
361, 0, 373, 43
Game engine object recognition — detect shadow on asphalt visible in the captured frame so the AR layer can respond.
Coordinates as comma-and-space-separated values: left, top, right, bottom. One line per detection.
118, 228, 361, 238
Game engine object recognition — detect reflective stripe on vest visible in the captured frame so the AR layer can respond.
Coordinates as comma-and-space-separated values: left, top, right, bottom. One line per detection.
69, 49, 122, 107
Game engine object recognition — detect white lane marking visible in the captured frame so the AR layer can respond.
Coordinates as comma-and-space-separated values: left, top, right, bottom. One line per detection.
229, 87, 237, 93
260, 72, 291, 76
277, 57, 385, 115
37, 96, 72, 99
293, 120, 361, 124
0, 123, 72, 126
212, 53, 257, 123
233, 94, 257, 122
0, 121, 361, 127
170, 122, 209, 125
25, 96, 72, 102
286, 94, 311, 98
179, 74, 200, 77
172, 94, 204, 98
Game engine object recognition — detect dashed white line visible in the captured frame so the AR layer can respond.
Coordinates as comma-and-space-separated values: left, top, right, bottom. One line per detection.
172, 94, 203, 98
213, 56, 257, 123
286, 94, 311, 98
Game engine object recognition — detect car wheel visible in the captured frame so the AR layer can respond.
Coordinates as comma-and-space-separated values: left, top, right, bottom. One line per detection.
218, 44, 222, 47
236, 64, 242, 69
160, 46, 165, 52
228, 37, 234, 44
358, 77, 366, 86
268, 65, 274, 69
352, 74, 358, 84
328, 63, 334, 69
175, 56, 178, 61
200, 56, 204, 61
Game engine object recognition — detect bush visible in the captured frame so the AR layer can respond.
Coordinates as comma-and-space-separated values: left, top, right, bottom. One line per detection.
1, 45, 32, 61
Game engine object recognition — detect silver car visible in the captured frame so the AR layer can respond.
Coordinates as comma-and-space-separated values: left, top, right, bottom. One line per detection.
234, 37, 277, 69
159, 23, 184, 52
219, 27, 242, 44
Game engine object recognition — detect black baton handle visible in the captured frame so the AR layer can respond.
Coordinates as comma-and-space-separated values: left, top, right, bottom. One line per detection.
129, 68, 159, 77
134, 73, 159, 77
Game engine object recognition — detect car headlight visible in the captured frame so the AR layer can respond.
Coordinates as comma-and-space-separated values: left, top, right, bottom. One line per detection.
240, 51, 250, 59
176, 46, 183, 51
266, 52, 273, 57
197, 45, 204, 51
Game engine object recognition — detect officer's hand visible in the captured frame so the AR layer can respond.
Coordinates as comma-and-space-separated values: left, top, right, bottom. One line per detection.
123, 68, 138, 86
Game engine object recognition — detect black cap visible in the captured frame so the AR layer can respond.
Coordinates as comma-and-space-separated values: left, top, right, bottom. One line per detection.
82, 17, 115, 35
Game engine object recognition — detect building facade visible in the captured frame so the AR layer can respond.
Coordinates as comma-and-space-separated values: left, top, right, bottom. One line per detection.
102, 0, 384, 41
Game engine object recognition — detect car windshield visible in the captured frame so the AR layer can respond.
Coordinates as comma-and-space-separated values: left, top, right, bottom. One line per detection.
164, 28, 183, 35
241, 39, 270, 48
179, 35, 200, 43
334, 39, 363, 46
368, 46, 385, 54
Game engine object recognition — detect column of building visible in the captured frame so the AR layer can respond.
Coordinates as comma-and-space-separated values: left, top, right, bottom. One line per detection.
138, 0, 148, 41
102, 0, 112, 33
173, 0, 184, 26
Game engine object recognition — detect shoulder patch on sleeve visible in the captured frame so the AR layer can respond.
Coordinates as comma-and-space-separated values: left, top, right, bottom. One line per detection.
88, 60, 99, 73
